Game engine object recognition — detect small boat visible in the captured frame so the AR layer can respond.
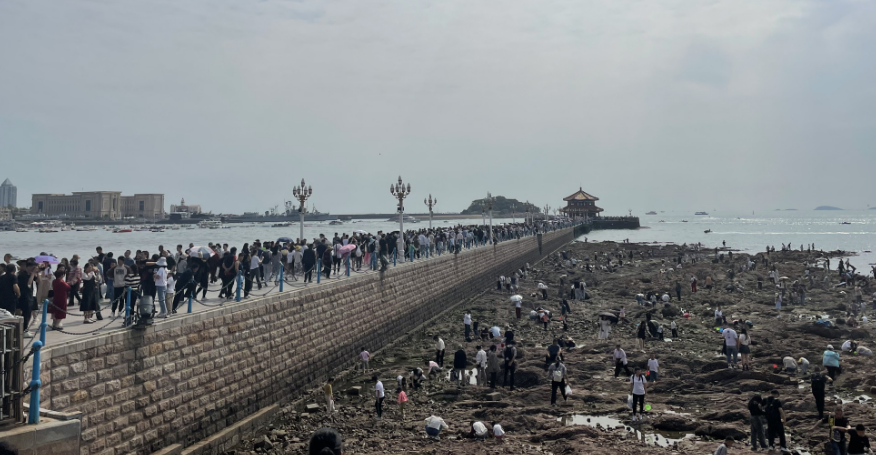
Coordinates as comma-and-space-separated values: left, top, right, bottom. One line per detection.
150, 229, 165, 233
113, 229, 132, 233
704, 229, 712, 234
15, 228, 27, 232
681, 220, 688, 223
840, 222, 851, 225
39, 228, 58, 233
645, 211, 657, 215
695, 212, 709, 216
329, 220, 343, 225
658, 220, 665, 223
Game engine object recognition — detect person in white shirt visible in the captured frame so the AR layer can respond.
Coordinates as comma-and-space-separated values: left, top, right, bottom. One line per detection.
434, 336, 445, 367
464, 312, 472, 341
722, 327, 739, 369
647, 353, 659, 382
715, 307, 726, 325
359, 347, 371, 373
630, 369, 649, 421
153, 258, 169, 318
738, 328, 752, 370
475, 345, 488, 386
165, 274, 175, 316
670, 320, 678, 338
373, 375, 385, 420
613, 345, 631, 377
492, 422, 505, 440
471, 421, 489, 441
425, 415, 449, 440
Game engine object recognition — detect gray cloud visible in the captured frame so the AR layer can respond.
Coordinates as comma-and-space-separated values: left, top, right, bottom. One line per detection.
1, 0, 874, 215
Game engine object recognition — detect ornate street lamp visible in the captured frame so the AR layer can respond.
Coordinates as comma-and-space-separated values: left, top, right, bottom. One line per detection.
423, 194, 437, 229
390, 176, 412, 246
291, 179, 312, 242
484, 192, 494, 243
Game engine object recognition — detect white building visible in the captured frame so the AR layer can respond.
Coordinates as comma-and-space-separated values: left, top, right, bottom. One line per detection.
0, 179, 16, 207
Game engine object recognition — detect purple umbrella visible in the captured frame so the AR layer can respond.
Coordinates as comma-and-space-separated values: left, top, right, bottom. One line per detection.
34, 255, 60, 264
338, 244, 357, 255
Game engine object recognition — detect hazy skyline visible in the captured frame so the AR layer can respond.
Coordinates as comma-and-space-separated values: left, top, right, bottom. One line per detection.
2, 0, 875, 215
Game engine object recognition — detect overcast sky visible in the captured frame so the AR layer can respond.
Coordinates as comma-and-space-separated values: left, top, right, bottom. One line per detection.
2, 0, 874, 215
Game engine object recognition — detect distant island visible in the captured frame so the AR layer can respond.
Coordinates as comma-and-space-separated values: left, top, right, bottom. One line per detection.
784, 209, 797, 211
814, 206, 843, 210
460, 196, 540, 216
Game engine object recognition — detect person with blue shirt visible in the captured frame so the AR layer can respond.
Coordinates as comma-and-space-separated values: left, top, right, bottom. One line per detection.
823, 345, 841, 380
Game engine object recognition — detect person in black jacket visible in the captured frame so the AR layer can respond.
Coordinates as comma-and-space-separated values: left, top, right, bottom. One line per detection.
302, 246, 316, 283
452, 348, 467, 387
748, 394, 768, 451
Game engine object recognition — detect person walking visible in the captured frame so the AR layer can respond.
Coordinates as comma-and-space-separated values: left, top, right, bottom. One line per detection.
670, 320, 678, 339
396, 387, 407, 420
464, 311, 472, 341
765, 389, 788, 452
630, 369, 649, 421
829, 407, 851, 455
372, 375, 384, 421
475, 345, 487, 387
739, 328, 752, 370
324, 377, 336, 417
434, 336, 445, 367
722, 326, 739, 369
452, 347, 467, 387
748, 393, 769, 451
547, 357, 568, 406
486, 345, 501, 388
811, 367, 832, 420
613, 345, 632, 377
503, 341, 517, 391
647, 353, 659, 382
359, 347, 370, 374
49, 269, 70, 330
823, 345, 842, 379
79, 263, 98, 323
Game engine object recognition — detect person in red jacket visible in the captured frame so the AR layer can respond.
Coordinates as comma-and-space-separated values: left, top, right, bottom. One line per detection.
51, 269, 71, 330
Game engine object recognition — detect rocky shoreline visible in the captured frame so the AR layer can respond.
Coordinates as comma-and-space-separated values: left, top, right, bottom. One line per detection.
232, 241, 873, 455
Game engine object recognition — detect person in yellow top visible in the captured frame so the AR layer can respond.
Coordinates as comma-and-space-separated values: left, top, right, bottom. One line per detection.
324, 378, 336, 416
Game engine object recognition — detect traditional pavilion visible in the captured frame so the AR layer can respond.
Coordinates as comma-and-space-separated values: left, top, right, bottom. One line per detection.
560, 187, 603, 220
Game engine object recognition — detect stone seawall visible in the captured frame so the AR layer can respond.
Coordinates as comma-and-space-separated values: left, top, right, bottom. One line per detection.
31, 227, 576, 455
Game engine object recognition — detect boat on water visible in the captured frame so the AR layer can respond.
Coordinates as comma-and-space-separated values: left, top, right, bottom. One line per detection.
645, 211, 657, 215
39, 228, 58, 233
387, 215, 420, 223
704, 229, 712, 233
840, 222, 852, 225
329, 220, 343, 225
658, 220, 665, 223
695, 212, 709, 216
198, 220, 223, 229
681, 220, 688, 223
272, 222, 291, 227
113, 229, 132, 233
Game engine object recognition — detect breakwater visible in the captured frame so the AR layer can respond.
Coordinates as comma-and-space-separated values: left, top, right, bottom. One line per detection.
31, 227, 579, 455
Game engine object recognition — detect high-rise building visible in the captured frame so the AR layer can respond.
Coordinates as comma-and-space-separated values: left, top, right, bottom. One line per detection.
0, 179, 16, 207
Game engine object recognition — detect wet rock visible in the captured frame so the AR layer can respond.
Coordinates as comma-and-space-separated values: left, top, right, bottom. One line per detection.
651, 416, 699, 431
304, 404, 320, 413
701, 410, 747, 422
347, 386, 362, 396
701, 361, 728, 373
253, 436, 273, 451
530, 426, 599, 443
694, 424, 746, 440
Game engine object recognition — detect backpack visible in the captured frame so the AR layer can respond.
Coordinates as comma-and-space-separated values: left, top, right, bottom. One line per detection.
552, 367, 564, 382
503, 346, 515, 362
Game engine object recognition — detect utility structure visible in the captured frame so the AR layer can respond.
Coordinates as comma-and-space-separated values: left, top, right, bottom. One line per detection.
390, 176, 412, 249
423, 194, 437, 229
511, 204, 516, 223
526, 201, 532, 226
291, 179, 312, 242
482, 192, 494, 243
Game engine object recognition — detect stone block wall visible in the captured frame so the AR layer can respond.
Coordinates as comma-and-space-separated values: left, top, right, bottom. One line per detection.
31, 227, 575, 455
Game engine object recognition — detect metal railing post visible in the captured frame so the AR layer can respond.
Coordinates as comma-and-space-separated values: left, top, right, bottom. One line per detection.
345, 256, 350, 276
27, 341, 43, 424
39, 299, 48, 344
124, 287, 132, 327
317, 260, 321, 283
279, 264, 284, 292
187, 278, 194, 313
393, 248, 397, 267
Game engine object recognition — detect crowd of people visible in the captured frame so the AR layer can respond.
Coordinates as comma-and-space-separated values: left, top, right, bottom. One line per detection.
0, 220, 576, 335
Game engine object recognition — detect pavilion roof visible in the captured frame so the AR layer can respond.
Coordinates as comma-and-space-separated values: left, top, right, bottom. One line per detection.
563, 188, 599, 202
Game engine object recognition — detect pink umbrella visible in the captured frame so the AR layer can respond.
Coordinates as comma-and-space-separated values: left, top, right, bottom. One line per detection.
338, 244, 357, 255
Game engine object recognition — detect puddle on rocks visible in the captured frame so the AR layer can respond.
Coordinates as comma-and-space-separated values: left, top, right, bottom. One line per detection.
557, 414, 694, 448
835, 394, 872, 404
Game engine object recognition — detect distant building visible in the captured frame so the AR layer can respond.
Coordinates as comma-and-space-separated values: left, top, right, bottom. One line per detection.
31, 192, 165, 220
0, 207, 10, 221
559, 187, 604, 220
169, 198, 201, 215
0, 179, 16, 207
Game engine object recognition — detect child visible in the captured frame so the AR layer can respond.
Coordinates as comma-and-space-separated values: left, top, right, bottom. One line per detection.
492, 422, 505, 441
396, 387, 407, 420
